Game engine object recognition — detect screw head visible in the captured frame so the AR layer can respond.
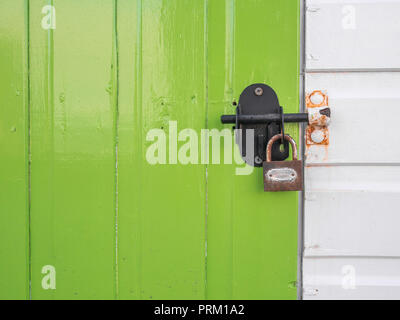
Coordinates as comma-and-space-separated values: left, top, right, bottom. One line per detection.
255, 156, 263, 164
311, 129, 326, 144
255, 87, 263, 96
310, 91, 324, 105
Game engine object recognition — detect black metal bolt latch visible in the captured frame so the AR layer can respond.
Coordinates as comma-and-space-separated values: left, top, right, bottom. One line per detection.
220, 83, 330, 167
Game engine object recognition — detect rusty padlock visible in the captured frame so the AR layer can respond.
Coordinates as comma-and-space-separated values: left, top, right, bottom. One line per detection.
263, 134, 303, 192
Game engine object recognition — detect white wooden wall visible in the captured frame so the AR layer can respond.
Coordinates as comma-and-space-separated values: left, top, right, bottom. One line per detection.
303, 0, 400, 299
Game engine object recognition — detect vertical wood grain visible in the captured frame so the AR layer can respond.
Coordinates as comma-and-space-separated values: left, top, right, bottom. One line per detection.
0, 0, 30, 300
29, 0, 116, 299
117, 0, 207, 299
0, 0, 300, 300
207, 0, 300, 299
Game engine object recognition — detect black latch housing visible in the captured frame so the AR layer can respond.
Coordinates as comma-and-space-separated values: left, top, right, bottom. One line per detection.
221, 83, 309, 167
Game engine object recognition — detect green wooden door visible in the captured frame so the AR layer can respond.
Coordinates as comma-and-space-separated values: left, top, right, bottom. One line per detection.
0, 0, 299, 300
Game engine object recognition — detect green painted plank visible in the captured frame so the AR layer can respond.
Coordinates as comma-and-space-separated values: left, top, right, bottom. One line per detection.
207, 0, 300, 299
29, 0, 116, 299
205, 0, 236, 299
0, 0, 30, 300
117, 0, 207, 299
115, 0, 139, 299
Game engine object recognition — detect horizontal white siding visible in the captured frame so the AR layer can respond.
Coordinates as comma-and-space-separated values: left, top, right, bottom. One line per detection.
303, 0, 400, 300
306, 0, 400, 70
303, 258, 400, 300
305, 166, 400, 257
305, 73, 400, 164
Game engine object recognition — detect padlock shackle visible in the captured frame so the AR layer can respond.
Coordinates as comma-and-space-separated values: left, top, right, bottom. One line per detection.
266, 134, 298, 162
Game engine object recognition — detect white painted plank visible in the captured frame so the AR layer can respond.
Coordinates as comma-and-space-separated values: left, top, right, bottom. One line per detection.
305, 165, 400, 193
304, 166, 400, 257
303, 257, 400, 300
305, 72, 400, 164
306, 0, 400, 70
304, 0, 400, 301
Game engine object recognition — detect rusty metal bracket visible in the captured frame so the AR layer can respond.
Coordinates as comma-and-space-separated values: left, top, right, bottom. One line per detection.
221, 83, 330, 167
306, 90, 331, 148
